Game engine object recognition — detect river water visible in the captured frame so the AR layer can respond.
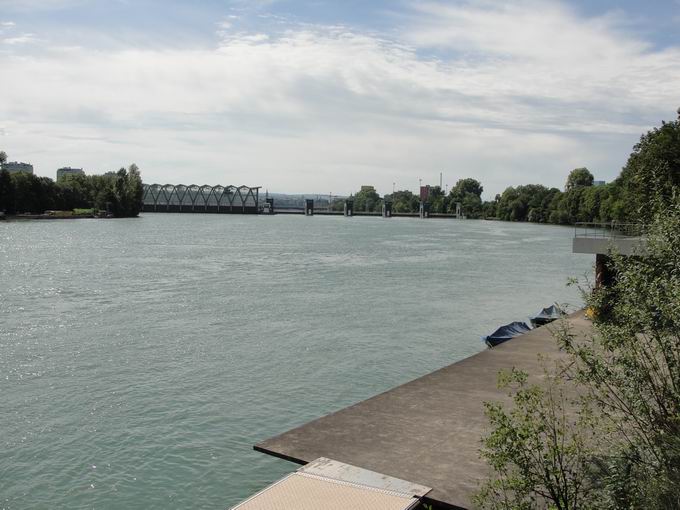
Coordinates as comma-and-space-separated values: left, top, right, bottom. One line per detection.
0, 214, 592, 509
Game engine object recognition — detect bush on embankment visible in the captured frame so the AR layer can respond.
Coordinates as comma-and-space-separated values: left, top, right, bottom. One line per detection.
474, 214, 680, 506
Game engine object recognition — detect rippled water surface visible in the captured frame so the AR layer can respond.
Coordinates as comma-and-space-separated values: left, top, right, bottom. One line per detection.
1, 214, 592, 509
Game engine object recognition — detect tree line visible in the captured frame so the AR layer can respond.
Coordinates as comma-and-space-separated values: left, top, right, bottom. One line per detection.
0, 155, 144, 218
337, 178, 485, 216
339, 170, 622, 223
492, 113, 679, 224
340, 111, 679, 225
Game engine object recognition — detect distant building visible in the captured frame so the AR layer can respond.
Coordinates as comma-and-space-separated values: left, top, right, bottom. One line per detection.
360, 185, 376, 193
593, 180, 606, 186
1, 161, 34, 175
56, 167, 85, 181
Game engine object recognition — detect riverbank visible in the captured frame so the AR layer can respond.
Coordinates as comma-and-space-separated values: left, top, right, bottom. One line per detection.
254, 311, 590, 510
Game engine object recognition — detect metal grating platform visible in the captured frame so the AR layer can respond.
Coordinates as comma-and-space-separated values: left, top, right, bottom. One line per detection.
230, 458, 429, 510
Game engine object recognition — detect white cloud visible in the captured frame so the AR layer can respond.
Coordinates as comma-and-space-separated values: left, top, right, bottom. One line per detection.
404, 1, 679, 114
0, 1, 678, 195
0, 20, 16, 36
2, 33, 38, 44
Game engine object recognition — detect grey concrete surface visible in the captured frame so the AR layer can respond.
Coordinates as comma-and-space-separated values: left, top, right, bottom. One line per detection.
573, 236, 646, 256
255, 312, 593, 510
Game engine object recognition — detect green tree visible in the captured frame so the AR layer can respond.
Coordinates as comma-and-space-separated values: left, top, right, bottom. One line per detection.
562, 187, 585, 223
449, 178, 484, 218
459, 192, 482, 218
10, 173, 41, 213
59, 173, 94, 209
0, 168, 14, 213
599, 184, 626, 223
0, 151, 10, 213
566, 205, 680, 507
577, 185, 608, 223
108, 164, 144, 217
496, 187, 518, 221
331, 197, 345, 212
427, 186, 447, 213
618, 110, 680, 222
565, 167, 594, 191
482, 194, 500, 219
496, 185, 560, 222
391, 190, 419, 213
127, 163, 144, 213
476, 368, 601, 510
451, 178, 484, 198
548, 193, 570, 224
538, 188, 562, 223
4, 164, 143, 217
352, 186, 381, 213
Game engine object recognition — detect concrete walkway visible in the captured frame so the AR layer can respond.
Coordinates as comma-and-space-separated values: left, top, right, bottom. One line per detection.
255, 311, 593, 509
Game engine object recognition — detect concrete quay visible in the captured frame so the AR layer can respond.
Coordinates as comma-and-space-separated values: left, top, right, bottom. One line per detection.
255, 311, 593, 509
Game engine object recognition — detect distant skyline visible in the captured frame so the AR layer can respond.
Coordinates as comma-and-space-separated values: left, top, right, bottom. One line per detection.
1, 0, 679, 198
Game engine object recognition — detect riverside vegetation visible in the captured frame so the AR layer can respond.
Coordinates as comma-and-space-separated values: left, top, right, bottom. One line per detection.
344, 110, 680, 225
474, 112, 680, 510
0, 157, 143, 218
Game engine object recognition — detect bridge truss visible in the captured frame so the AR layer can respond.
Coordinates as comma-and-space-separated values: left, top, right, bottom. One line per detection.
142, 184, 261, 214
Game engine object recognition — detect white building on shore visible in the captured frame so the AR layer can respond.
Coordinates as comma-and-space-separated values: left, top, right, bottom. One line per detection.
56, 167, 85, 181
1, 161, 34, 174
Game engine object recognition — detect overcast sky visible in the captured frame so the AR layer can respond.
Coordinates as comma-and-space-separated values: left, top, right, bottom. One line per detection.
1, 0, 679, 198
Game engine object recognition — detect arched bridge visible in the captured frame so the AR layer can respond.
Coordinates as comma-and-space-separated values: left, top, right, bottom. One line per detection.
142, 184, 261, 214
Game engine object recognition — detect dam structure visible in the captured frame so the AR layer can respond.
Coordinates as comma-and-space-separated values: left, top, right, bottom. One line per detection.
141, 184, 461, 218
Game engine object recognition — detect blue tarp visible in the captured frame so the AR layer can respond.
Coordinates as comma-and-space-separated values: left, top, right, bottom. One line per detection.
483, 321, 532, 348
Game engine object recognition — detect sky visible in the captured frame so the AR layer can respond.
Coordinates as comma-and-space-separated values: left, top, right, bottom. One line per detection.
0, 0, 679, 198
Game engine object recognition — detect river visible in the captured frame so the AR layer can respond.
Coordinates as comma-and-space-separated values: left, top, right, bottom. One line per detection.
0, 214, 592, 508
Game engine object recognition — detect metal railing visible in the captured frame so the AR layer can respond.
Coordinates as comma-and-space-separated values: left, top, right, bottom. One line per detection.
574, 222, 647, 239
